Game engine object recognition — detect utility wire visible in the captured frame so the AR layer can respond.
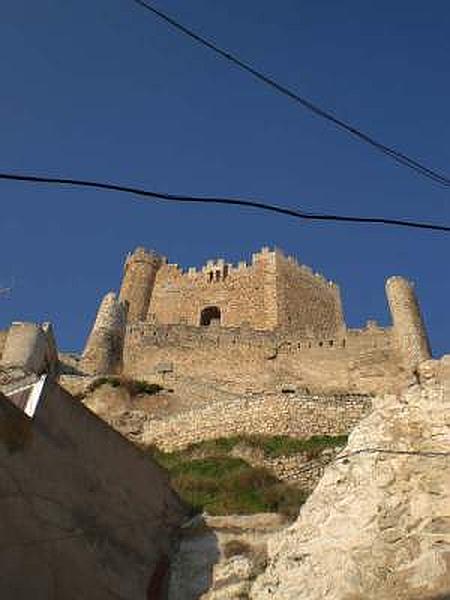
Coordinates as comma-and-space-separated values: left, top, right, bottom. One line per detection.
130, 0, 450, 188
2, 444, 449, 551
1, 171, 450, 233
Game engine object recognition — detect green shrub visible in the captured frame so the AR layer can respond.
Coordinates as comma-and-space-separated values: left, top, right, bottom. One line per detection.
120, 379, 163, 396
149, 449, 308, 516
146, 433, 347, 516
84, 376, 163, 398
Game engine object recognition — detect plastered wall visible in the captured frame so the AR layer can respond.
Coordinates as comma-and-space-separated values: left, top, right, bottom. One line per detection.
0, 380, 186, 600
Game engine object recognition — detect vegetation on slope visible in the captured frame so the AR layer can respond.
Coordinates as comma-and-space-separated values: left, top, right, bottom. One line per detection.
181, 433, 348, 459
149, 434, 347, 516
152, 451, 307, 516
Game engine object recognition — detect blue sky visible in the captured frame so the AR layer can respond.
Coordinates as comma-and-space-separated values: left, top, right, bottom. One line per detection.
1, 0, 449, 354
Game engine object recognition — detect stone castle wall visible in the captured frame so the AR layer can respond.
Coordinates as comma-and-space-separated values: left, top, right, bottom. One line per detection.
81, 292, 127, 375
142, 392, 372, 451
274, 251, 344, 337
0, 322, 59, 376
148, 248, 278, 330
0, 330, 7, 360
386, 276, 431, 368
147, 248, 343, 334
123, 322, 404, 395
119, 248, 162, 322
82, 245, 430, 392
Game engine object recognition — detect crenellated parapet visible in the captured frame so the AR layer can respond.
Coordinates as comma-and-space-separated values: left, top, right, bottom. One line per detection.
80, 245, 433, 388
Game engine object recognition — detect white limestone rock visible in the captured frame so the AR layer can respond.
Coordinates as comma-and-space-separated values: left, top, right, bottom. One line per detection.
250, 376, 450, 600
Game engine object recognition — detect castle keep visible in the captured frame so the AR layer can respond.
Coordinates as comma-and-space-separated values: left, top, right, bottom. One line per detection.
81, 246, 431, 395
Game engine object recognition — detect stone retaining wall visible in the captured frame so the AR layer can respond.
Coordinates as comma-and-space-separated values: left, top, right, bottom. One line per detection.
143, 392, 372, 452
230, 444, 341, 490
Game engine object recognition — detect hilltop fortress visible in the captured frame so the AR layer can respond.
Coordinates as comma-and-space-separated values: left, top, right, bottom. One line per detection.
1, 244, 432, 455
81, 246, 430, 396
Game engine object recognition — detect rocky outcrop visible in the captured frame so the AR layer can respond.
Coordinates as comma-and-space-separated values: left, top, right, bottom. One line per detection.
251, 359, 450, 600
169, 513, 290, 600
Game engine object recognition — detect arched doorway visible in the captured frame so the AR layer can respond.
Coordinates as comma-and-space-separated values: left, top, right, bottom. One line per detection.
200, 306, 221, 326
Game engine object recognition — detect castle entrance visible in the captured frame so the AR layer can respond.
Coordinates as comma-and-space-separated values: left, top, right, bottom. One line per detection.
200, 306, 221, 326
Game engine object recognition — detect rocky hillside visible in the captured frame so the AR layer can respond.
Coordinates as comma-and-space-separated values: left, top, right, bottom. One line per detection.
250, 359, 450, 599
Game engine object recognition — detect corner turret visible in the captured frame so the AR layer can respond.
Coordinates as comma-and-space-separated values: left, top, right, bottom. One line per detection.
386, 276, 431, 370
81, 292, 126, 375
119, 247, 162, 322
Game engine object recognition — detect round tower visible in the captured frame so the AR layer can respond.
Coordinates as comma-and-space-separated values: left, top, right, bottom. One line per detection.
386, 276, 431, 370
81, 292, 127, 375
118, 247, 162, 322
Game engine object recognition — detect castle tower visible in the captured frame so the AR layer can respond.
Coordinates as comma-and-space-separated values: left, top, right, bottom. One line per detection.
118, 247, 162, 322
1, 322, 58, 376
386, 276, 431, 370
81, 292, 127, 375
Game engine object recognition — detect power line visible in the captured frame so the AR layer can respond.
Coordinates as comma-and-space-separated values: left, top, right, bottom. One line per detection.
1, 170, 450, 233
130, 0, 450, 188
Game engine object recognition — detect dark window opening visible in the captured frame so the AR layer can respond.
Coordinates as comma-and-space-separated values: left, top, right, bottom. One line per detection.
200, 306, 221, 326
208, 272, 214, 282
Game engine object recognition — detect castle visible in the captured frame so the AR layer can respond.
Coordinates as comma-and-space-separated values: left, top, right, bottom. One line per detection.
81, 246, 431, 396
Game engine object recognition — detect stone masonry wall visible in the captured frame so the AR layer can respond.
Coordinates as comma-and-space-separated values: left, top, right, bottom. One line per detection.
147, 248, 343, 334
142, 392, 372, 452
230, 443, 343, 490
148, 248, 278, 330
274, 252, 344, 337
124, 322, 404, 395
0, 329, 7, 360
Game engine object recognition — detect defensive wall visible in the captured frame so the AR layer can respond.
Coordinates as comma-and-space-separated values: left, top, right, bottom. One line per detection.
82, 245, 431, 393
147, 247, 344, 336
142, 391, 372, 452
123, 321, 404, 395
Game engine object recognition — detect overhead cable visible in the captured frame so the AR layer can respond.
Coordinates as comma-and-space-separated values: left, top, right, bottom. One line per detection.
130, 0, 450, 188
1, 170, 449, 233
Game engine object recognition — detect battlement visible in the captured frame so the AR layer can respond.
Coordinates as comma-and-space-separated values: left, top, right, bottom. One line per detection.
154, 246, 336, 288
142, 246, 343, 336
123, 247, 163, 270
125, 320, 394, 358
82, 244, 431, 382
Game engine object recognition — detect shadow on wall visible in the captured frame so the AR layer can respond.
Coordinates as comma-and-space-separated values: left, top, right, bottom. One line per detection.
168, 519, 221, 600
